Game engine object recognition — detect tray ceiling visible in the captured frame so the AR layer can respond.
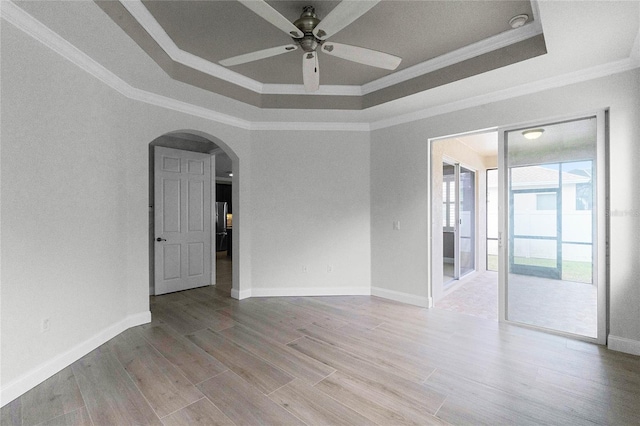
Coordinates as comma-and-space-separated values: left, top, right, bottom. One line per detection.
98, 0, 546, 109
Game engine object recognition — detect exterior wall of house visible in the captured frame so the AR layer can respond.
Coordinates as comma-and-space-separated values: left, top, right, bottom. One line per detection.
487, 182, 593, 262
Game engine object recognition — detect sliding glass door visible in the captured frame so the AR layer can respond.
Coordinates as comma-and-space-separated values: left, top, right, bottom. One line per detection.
442, 162, 476, 284
499, 114, 606, 342
459, 166, 475, 277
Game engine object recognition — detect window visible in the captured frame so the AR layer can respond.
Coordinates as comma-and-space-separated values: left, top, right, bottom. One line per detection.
442, 174, 456, 230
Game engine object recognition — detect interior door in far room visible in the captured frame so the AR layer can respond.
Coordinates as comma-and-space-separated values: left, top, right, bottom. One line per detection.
154, 147, 212, 295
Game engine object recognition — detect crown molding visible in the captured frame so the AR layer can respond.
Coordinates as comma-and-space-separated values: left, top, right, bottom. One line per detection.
1, 0, 129, 99
363, 0, 543, 95
120, 0, 263, 94
119, 0, 544, 98
121, 0, 362, 96
250, 121, 370, 132
260, 84, 362, 96
362, 15, 543, 95
0, 1, 253, 129
369, 56, 640, 131
3, 1, 638, 134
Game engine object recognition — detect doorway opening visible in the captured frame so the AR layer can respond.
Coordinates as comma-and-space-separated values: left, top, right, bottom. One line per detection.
149, 131, 237, 297
429, 112, 607, 343
501, 114, 606, 341
441, 162, 476, 284
214, 179, 233, 295
430, 131, 498, 320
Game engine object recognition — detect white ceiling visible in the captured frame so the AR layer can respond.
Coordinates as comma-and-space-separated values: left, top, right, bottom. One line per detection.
453, 132, 498, 157
93, 0, 551, 108
5, 1, 639, 125
140, 0, 535, 86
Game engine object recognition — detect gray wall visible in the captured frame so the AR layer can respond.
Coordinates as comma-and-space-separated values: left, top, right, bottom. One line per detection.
0, 16, 372, 403
249, 130, 371, 294
0, 21, 252, 399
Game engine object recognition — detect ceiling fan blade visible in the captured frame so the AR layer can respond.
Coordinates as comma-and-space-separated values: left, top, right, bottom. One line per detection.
237, 0, 303, 38
312, 0, 379, 40
220, 44, 298, 67
321, 42, 401, 70
302, 52, 319, 92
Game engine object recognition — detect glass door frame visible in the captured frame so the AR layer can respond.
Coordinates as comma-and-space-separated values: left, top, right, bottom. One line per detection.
486, 168, 499, 272
497, 111, 607, 344
458, 165, 476, 279
442, 159, 459, 282
442, 158, 477, 283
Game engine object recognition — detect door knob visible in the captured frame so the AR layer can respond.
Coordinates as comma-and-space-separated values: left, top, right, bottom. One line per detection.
156, 237, 166, 242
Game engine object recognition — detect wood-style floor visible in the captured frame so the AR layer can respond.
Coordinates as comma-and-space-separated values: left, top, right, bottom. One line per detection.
3, 256, 640, 425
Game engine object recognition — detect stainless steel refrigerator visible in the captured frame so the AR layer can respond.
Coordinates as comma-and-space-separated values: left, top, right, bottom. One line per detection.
215, 202, 228, 251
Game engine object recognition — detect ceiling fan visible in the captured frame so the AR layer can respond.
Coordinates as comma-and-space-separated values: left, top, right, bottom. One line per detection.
219, 0, 402, 92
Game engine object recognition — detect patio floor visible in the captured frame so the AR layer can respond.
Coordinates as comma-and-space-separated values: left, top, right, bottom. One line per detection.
435, 270, 597, 338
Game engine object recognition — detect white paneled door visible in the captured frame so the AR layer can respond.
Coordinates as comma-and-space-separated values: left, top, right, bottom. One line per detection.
154, 147, 212, 295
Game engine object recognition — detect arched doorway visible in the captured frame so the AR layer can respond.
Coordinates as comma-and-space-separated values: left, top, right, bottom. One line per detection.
149, 131, 238, 297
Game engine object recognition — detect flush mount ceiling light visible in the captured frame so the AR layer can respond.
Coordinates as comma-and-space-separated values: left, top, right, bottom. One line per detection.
522, 128, 544, 139
509, 14, 529, 29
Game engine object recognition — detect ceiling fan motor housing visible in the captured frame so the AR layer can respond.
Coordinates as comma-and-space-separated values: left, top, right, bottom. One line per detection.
293, 6, 322, 52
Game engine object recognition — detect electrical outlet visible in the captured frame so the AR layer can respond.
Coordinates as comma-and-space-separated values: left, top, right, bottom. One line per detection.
393, 220, 401, 230
302, 265, 308, 273
327, 264, 333, 273
41, 318, 50, 333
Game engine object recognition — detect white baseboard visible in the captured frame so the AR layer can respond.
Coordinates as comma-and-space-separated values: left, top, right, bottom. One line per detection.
250, 286, 371, 298
231, 287, 252, 300
608, 334, 640, 356
371, 286, 431, 308
1, 311, 151, 407
232, 286, 431, 308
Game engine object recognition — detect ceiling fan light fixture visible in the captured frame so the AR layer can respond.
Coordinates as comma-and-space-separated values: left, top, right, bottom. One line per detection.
522, 128, 544, 140
509, 14, 529, 29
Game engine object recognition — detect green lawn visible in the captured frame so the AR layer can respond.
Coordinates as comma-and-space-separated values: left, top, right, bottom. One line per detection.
486, 255, 592, 283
